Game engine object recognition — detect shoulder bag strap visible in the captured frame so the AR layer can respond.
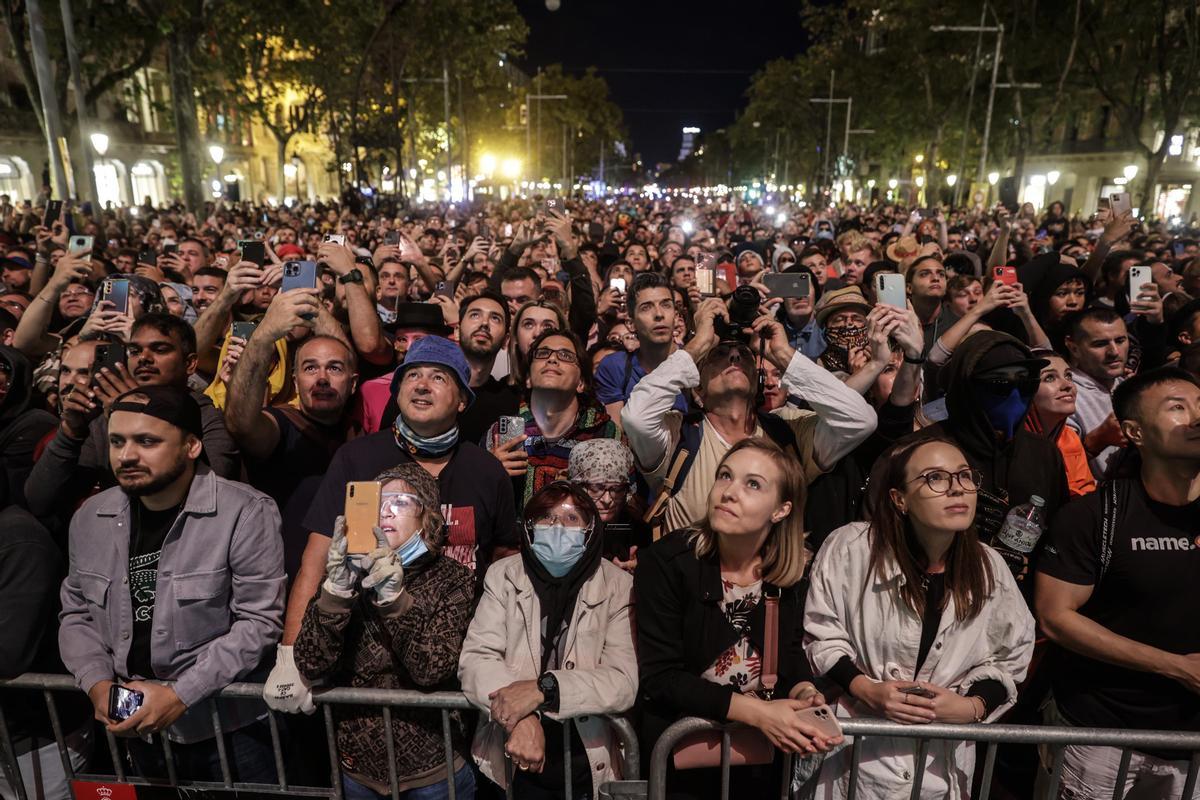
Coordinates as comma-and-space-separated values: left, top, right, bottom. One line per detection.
760, 589, 780, 698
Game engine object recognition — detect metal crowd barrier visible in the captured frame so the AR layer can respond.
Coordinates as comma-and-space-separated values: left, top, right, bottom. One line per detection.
0, 673, 640, 800
648, 716, 1200, 800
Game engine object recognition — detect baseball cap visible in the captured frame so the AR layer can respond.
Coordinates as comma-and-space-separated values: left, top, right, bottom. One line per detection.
109, 385, 204, 440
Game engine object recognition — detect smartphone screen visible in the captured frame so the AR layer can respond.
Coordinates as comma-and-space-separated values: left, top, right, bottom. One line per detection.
609, 277, 627, 294
324, 233, 346, 246
108, 685, 144, 721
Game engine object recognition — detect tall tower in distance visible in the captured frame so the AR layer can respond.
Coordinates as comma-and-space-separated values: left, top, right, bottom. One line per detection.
678, 126, 700, 161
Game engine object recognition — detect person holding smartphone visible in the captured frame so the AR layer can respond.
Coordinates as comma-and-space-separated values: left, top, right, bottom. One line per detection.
295, 464, 476, 800
805, 437, 1034, 799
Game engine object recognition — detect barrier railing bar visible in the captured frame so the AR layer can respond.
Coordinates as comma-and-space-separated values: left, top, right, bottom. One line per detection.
1045, 745, 1065, 797
102, 728, 124, 782
608, 715, 641, 780
41, 689, 74, 783
0, 704, 28, 800
382, 706, 399, 800
779, 751, 793, 800
1182, 751, 1200, 800
1112, 748, 1132, 800
323, 703, 343, 800
209, 702, 233, 788
441, 709, 456, 800
908, 737, 928, 799
978, 740, 997, 800
563, 717, 572, 800
265, 708, 288, 791
504, 747, 514, 800
845, 733, 863, 800
160, 731, 178, 787
718, 729, 730, 800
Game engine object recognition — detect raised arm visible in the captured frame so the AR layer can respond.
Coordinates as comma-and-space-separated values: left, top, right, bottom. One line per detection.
194, 261, 264, 375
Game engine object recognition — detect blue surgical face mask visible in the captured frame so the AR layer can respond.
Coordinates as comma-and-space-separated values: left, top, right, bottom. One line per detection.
531, 523, 588, 578
395, 530, 429, 566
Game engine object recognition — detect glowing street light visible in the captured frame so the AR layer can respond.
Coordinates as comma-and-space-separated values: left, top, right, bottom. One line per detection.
480, 153, 497, 178
501, 158, 522, 179
1047, 170, 1061, 185
988, 171, 1000, 185
945, 174, 958, 187
1123, 164, 1139, 181
888, 179, 899, 190
208, 145, 224, 165
89, 132, 109, 157
915, 175, 925, 188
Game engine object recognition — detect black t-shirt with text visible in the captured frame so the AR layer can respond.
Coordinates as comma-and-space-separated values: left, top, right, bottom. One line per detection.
1039, 478, 1200, 747
301, 430, 517, 587
128, 500, 182, 679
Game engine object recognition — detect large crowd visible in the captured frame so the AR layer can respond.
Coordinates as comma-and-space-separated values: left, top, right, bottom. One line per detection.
0, 188, 1198, 800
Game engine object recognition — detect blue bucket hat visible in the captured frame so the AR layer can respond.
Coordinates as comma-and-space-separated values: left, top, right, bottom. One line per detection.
389, 335, 475, 408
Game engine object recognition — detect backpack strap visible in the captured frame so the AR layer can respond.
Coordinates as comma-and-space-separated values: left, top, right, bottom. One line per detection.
643, 418, 704, 539
621, 351, 636, 397
760, 587, 780, 699
1098, 479, 1126, 581
756, 411, 803, 463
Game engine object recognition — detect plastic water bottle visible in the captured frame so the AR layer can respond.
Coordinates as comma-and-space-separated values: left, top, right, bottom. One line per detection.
993, 495, 1047, 581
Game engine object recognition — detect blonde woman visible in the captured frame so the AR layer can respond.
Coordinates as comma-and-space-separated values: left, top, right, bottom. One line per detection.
635, 437, 842, 799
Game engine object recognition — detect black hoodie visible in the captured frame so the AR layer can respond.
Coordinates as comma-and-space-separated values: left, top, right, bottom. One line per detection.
908, 331, 1068, 544
0, 346, 56, 510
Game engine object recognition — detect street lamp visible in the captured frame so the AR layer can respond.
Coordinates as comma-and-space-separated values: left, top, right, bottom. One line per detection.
888, 179, 899, 190
946, 174, 958, 187
501, 158, 521, 180
1047, 170, 1061, 185
988, 171, 1000, 185
915, 176, 925, 188
1123, 164, 1139, 181
208, 145, 224, 165
90, 132, 109, 157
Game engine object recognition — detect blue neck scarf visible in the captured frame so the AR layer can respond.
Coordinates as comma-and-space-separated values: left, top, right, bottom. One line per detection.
392, 414, 459, 457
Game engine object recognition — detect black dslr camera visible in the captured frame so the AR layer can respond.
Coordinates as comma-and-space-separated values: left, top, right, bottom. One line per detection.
714, 285, 761, 343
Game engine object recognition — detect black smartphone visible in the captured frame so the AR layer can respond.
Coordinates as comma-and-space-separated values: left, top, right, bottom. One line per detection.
92, 343, 126, 382
43, 200, 63, 228
108, 684, 144, 721
137, 247, 156, 267
239, 240, 266, 266
99, 278, 130, 314
899, 685, 937, 700
163, 242, 178, 256
385, 230, 401, 246
763, 272, 811, 299
231, 321, 258, 341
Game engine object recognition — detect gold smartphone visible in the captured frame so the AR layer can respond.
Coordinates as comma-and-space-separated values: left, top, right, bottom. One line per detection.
344, 481, 382, 554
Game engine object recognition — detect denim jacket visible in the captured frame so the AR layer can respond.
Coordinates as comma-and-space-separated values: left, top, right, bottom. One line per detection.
58, 465, 285, 742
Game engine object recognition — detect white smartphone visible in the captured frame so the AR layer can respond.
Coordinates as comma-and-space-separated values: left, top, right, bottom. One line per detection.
1128, 265, 1152, 306
609, 277, 627, 294
68, 234, 94, 263
695, 267, 715, 296
323, 233, 345, 246
1110, 191, 1132, 218
876, 272, 907, 308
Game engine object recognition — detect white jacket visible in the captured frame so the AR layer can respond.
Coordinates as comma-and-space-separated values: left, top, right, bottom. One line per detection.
458, 555, 638, 796
804, 522, 1035, 800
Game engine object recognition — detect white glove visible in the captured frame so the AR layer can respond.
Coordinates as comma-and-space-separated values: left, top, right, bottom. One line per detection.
362, 527, 405, 606
263, 645, 316, 714
323, 516, 369, 598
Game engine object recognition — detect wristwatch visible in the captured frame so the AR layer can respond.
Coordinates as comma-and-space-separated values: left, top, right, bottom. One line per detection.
338, 268, 364, 285
536, 672, 560, 713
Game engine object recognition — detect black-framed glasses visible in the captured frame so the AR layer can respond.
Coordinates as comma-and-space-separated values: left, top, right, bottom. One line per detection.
532, 346, 579, 364
580, 481, 629, 500
908, 468, 982, 495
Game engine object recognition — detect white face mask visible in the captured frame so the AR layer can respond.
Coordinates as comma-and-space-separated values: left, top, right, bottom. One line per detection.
530, 523, 588, 577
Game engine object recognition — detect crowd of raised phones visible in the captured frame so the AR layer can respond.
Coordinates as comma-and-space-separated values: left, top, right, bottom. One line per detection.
0, 190, 1198, 800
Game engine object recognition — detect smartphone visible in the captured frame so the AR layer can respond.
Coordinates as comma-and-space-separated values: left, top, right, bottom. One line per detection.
344, 481, 383, 554
231, 321, 258, 341
69, 235, 93, 262
324, 233, 346, 246
503, 223, 513, 238
137, 247, 156, 267
92, 343, 126, 382
239, 240, 266, 266
695, 267, 715, 296
899, 685, 937, 700
764, 272, 812, 299
1173, 242, 1186, 259
1110, 191, 1132, 217
875, 272, 906, 308
434, 281, 453, 298
43, 199, 63, 228
100, 278, 130, 314
478, 220, 491, 240
163, 242, 178, 256
993, 265, 1018, 287
1128, 265, 1153, 305
496, 415, 526, 448
609, 277, 627, 294
794, 704, 843, 740
108, 685, 144, 722
384, 230, 401, 246
282, 260, 319, 293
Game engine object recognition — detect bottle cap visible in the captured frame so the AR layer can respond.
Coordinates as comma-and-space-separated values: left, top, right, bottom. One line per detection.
1030, 495, 1045, 506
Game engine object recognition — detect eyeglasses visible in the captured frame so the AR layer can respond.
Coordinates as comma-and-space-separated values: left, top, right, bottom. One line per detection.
608, 333, 639, 344
580, 482, 628, 500
61, 288, 94, 299
380, 492, 422, 518
907, 468, 982, 495
532, 347, 579, 364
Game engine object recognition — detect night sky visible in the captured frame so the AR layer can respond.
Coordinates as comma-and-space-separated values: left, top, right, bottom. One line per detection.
514, 0, 808, 167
